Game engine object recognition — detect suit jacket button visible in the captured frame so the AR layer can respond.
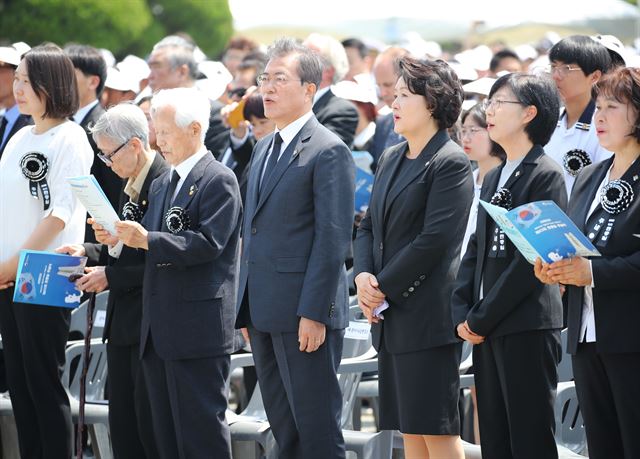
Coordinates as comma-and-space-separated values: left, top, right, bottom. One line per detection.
419, 275, 426, 280
379, 242, 383, 250
251, 228, 257, 234
408, 287, 415, 292
414, 281, 420, 286
402, 292, 409, 298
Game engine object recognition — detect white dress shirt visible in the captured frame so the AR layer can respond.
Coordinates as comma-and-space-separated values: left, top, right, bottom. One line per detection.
171, 146, 209, 202
260, 111, 313, 182
73, 99, 100, 125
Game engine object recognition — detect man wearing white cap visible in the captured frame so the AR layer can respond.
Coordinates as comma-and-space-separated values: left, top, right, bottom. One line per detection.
0, 45, 32, 158
102, 67, 138, 108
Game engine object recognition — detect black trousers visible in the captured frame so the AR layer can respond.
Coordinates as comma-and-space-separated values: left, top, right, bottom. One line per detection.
249, 325, 346, 459
572, 343, 640, 459
141, 334, 231, 459
473, 329, 561, 459
0, 288, 72, 459
107, 342, 158, 459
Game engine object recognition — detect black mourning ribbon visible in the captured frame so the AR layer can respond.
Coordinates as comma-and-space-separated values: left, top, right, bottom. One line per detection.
563, 149, 592, 177
20, 152, 51, 210
122, 201, 143, 222
588, 178, 635, 247
489, 187, 513, 258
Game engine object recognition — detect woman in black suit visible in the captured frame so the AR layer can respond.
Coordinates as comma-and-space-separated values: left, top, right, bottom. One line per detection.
452, 73, 567, 459
535, 66, 640, 459
354, 57, 473, 459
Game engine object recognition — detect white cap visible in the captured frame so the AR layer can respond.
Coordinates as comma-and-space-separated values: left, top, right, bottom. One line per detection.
117, 55, 150, 83
331, 80, 377, 105
100, 49, 116, 68
455, 45, 493, 72
0, 46, 20, 67
105, 67, 139, 93
448, 61, 478, 82
196, 60, 233, 101
463, 77, 497, 96
593, 34, 628, 66
515, 44, 538, 62
11, 42, 30, 57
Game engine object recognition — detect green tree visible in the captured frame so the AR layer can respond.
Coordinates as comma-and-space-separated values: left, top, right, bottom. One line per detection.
149, 0, 233, 58
0, 0, 153, 55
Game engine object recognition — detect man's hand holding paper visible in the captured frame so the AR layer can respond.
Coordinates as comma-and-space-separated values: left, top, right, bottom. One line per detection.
115, 221, 149, 250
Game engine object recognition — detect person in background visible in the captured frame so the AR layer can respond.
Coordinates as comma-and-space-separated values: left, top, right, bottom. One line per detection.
0, 43, 93, 459
0, 45, 32, 159
137, 96, 158, 152
535, 66, 640, 459
341, 37, 373, 82
221, 36, 260, 77
452, 73, 567, 459
303, 33, 359, 147
488, 49, 523, 76
354, 57, 472, 459
545, 35, 612, 195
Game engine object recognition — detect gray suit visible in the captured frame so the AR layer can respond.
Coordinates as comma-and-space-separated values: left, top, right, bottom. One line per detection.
236, 115, 355, 458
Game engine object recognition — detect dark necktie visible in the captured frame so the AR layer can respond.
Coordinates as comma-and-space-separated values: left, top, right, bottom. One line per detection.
260, 133, 283, 193
0, 116, 8, 157
163, 170, 181, 215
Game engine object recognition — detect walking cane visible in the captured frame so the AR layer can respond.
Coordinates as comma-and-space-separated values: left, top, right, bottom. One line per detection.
70, 274, 96, 459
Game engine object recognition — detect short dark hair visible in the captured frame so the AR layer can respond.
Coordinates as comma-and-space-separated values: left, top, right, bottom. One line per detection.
549, 35, 612, 76
461, 103, 507, 160
267, 37, 323, 90
341, 38, 368, 59
489, 73, 560, 146
397, 56, 463, 130
64, 44, 107, 97
593, 66, 640, 143
489, 49, 521, 73
23, 44, 79, 119
243, 92, 266, 120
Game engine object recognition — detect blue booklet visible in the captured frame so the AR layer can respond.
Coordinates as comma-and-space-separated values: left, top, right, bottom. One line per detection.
352, 151, 374, 214
479, 200, 600, 264
13, 250, 87, 308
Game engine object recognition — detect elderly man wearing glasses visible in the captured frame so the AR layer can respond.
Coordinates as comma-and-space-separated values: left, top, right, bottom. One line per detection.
57, 102, 167, 459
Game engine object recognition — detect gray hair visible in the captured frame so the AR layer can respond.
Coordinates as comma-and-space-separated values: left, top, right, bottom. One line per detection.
267, 37, 322, 90
151, 88, 210, 143
152, 36, 198, 81
303, 33, 349, 83
90, 103, 149, 146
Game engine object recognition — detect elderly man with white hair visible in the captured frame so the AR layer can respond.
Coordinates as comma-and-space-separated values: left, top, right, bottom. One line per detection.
58, 103, 167, 459
112, 87, 242, 458
303, 33, 359, 147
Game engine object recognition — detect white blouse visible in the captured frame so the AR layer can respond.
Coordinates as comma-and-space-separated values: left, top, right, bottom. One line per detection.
0, 121, 93, 263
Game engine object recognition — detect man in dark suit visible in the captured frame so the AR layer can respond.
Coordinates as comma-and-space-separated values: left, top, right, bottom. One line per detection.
369, 47, 409, 167
57, 104, 166, 459
303, 33, 359, 148
114, 87, 241, 459
0, 45, 32, 159
147, 36, 229, 158
236, 38, 355, 459
65, 44, 123, 242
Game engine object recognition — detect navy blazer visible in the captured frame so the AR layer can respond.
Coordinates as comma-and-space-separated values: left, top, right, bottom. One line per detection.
313, 89, 359, 148
140, 153, 242, 359
354, 131, 474, 353
236, 116, 355, 333
452, 145, 568, 338
84, 152, 169, 345
565, 156, 640, 354
0, 114, 32, 158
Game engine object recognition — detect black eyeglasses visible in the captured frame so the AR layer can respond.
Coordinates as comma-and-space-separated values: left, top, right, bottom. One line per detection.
97, 139, 131, 166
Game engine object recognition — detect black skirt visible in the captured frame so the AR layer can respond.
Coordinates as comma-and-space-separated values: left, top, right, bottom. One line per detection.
378, 341, 462, 435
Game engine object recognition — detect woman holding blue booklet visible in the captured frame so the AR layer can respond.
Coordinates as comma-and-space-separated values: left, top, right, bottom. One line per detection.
535, 66, 640, 459
0, 44, 92, 458
451, 72, 568, 459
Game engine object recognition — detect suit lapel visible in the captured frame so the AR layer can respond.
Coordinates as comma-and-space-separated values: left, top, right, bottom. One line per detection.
476, 165, 501, 289
150, 171, 171, 231
370, 142, 405, 237
383, 130, 449, 218
253, 118, 316, 216
172, 154, 212, 211
575, 159, 611, 232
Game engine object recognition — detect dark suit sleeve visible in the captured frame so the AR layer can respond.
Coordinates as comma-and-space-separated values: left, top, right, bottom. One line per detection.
592, 253, 640, 291
353, 206, 374, 276
321, 102, 359, 148
146, 170, 242, 269
297, 144, 356, 322
465, 167, 568, 336
104, 261, 145, 292
375, 153, 473, 303
205, 101, 230, 159
83, 242, 108, 267
451, 230, 479, 331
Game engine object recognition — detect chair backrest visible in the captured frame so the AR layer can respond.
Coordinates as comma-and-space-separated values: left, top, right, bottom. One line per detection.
63, 339, 109, 402
554, 382, 586, 454
69, 291, 109, 341
337, 304, 374, 428
557, 328, 573, 382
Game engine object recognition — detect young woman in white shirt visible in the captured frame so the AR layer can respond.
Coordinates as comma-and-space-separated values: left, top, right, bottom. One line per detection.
0, 44, 93, 458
